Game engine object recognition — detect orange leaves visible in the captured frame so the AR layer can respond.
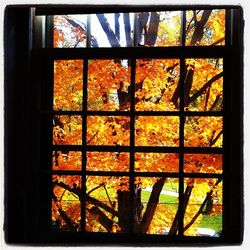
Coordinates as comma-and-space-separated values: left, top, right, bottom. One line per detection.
88, 60, 130, 111
53, 115, 82, 145
185, 58, 223, 112
87, 152, 129, 172
135, 116, 179, 146
184, 154, 222, 174
184, 116, 223, 147
87, 116, 130, 146
54, 60, 83, 111
135, 59, 180, 111
53, 151, 82, 171
135, 153, 179, 172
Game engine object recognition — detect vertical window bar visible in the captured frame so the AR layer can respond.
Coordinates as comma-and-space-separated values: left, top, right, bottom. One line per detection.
129, 57, 136, 233
178, 10, 186, 237
81, 58, 88, 232
45, 15, 53, 48
225, 9, 233, 46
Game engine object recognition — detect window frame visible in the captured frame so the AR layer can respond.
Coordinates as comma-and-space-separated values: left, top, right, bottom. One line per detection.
4, 5, 244, 245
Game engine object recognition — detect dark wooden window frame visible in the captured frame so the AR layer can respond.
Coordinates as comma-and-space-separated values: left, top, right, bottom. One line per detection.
4, 5, 244, 246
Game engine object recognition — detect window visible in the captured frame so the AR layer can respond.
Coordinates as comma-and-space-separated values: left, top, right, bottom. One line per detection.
4, 5, 244, 245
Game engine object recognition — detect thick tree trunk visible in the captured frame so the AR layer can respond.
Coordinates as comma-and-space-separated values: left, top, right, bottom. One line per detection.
136, 177, 166, 233
123, 13, 133, 46
117, 190, 130, 232
145, 12, 160, 46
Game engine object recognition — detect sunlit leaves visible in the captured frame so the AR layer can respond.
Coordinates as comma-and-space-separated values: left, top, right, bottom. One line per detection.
53, 115, 82, 145
53, 151, 82, 171
135, 116, 179, 146
185, 58, 223, 111
87, 152, 129, 172
54, 60, 83, 111
88, 59, 130, 111
184, 116, 223, 147
184, 154, 222, 174
87, 116, 130, 146
135, 153, 179, 172
135, 59, 180, 111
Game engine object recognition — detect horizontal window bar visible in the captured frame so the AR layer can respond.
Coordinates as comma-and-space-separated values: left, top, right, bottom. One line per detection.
36, 47, 229, 59
35, 5, 238, 16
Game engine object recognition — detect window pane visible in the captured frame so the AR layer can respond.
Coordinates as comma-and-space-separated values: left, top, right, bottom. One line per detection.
86, 152, 129, 172
134, 177, 179, 234
54, 60, 83, 111
184, 116, 223, 147
135, 59, 180, 111
91, 13, 134, 47
88, 59, 130, 111
184, 154, 222, 174
183, 178, 222, 237
87, 116, 130, 146
136, 11, 181, 47
135, 116, 179, 146
52, 175, 81, 231
184, 58, 223, 111
53, 115, 82, 145
86, 176, 130, 233
135, 153, 179, 172
185, 9, 225, 46
54, 15, 87, 48
52, 151, 82, 171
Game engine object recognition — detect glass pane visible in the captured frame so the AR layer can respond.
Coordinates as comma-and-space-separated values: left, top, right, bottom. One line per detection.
87, 116, 130, 146
88, 59, 130, 111
134, 177, 179, 234
184, 58, 223, 111
135, 153, 179, 172
52, 151, 82, 171
184, 116, 223, 147
54, 60, 83, 111
135, 116, 179, 146
91, 13, 134, 47
86, 176, 130, 233
53, 115, 82, 145
184, 154, 222, 174
54, 15, 87, 48
86, 152, 129, 172
135, 59, 180, 111
52, 175, 81, 231
186, 9, 225, 46
183, 178, 223, 237
136, 11, 181, 46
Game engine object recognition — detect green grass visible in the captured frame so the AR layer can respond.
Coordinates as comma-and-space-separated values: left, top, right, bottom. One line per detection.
198, 214, 222, 232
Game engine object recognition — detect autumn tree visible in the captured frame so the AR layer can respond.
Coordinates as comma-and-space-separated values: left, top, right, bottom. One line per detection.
52, 10, 224, 235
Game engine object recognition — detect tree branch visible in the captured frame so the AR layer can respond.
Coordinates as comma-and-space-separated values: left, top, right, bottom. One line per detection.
209, 130, 223, 147
96, 14, 120, 47
87, 196, 119, 217
137, 177, 166, 233
187, 72, 223, 106
87, 206, 113, 232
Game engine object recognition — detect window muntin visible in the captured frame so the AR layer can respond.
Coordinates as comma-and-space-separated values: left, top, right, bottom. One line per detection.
46, 8, 226, 238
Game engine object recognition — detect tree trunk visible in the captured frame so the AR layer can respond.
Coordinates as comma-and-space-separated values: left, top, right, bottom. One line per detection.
117, 190, 130, 232
123, 13, 133, 46
190, 10, 212, 45
145, 12, 160, 46
96, 14, 120, 47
